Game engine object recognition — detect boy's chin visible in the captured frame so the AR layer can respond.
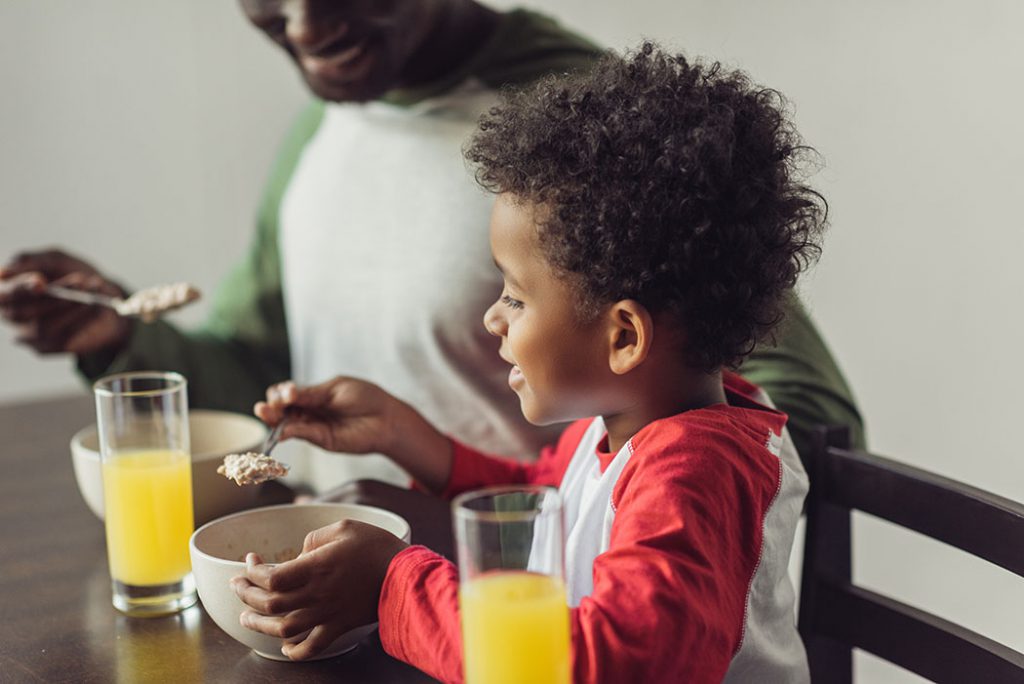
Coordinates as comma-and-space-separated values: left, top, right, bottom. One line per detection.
517, 397, 546, 426
518, 397, 573, 427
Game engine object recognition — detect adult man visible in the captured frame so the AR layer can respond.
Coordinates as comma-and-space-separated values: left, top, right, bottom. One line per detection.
0, 0, 863, 491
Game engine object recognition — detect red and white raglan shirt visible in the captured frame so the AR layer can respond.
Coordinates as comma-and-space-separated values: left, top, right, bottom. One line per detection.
378, 372, 810, 683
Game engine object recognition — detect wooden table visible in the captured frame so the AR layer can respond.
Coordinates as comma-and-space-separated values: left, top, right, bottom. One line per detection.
0, 394, 454, 683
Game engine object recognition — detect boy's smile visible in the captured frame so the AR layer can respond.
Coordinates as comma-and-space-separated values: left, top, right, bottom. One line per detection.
483, 194, 614, 426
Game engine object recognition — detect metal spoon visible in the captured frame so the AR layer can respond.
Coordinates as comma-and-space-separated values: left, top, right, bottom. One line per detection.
43, 282, 200, 321
260, 414, 289, 460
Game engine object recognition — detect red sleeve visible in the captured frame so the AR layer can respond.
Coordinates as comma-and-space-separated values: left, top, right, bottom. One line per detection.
439, 419, 593, 499
569, 425, 781, 683
378, 546, 463, 683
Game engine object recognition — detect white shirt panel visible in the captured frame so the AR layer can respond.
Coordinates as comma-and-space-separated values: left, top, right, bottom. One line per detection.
278, 83, 562, 491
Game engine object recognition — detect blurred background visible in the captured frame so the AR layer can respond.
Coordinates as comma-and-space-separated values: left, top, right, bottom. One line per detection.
1, 1, 1022, 681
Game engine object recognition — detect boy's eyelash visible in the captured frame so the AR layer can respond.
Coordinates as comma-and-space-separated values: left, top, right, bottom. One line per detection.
501, 294, 524, 310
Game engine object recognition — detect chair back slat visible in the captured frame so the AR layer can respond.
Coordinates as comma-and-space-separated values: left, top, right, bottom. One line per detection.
814, 581, 1024, 684
822, 447, 1024, 575
799, 426, 1024, 682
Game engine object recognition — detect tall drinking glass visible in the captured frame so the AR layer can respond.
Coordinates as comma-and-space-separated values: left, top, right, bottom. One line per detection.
94, 371, 197, 616
453, 485, 570, 684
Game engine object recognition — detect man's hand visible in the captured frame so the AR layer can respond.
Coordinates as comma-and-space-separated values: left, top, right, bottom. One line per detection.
230, 518, 409, 660
0, 249, 132, 355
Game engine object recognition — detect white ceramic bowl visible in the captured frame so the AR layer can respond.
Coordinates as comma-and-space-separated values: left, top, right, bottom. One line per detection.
189, 503, 411, 661
70, 409, 268, 526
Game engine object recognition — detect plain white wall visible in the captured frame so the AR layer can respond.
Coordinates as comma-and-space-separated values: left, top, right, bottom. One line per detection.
2, 2, 1022, 681
0, 0, 307, 396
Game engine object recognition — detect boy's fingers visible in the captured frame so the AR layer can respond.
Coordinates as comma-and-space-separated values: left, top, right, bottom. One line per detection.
244, 552, 308, 593
254, 401, 284, 424
288, 380, 338, 408
239, 609, 280, 636
301, 524, 344, 553
279, 419, 333, 449
266, 381, 296, 404
264, 378, 351, 413
230, 577, 307, 615
282, 624, 347, 661
301, 518, 379, 552
239, 608, 314, 640
254, 403, 333, 447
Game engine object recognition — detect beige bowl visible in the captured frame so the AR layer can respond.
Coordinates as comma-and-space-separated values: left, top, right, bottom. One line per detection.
70, 409, 268, 526
189, 503, 411, 661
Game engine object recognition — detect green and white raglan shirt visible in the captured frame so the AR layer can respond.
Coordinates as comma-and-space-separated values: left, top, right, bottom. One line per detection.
78, 9, 864, 490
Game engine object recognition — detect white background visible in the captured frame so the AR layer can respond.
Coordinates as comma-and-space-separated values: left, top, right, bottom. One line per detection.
2, 2, 1022, 681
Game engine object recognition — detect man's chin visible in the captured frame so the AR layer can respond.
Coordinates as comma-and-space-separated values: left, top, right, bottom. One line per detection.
303, 74, 391, 104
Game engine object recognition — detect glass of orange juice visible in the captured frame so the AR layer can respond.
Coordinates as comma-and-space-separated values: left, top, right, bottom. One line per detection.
94, 371, 197, 617
453, 485, 569, 684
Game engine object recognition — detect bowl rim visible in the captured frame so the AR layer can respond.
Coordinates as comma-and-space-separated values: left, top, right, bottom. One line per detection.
189, 502, 412, 565
70, 409, 268, 461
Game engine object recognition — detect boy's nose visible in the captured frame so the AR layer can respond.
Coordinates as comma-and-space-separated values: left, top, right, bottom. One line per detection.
483, 300, 506, 338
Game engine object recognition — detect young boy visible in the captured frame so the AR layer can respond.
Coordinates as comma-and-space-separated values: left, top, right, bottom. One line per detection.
232, 42, 824, 682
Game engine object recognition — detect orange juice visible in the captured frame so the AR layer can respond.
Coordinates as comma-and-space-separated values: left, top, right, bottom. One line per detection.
460, 571, 570, 684
102, 449, 194, 586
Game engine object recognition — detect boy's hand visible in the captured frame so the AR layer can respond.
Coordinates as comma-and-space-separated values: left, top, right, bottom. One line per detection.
255, 377, 402, 456
255, 377, 454, 492
0, 249, 132, 355
230, 518, 409, 661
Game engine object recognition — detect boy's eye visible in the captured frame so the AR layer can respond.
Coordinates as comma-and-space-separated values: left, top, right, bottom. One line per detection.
500, 294, 524, 310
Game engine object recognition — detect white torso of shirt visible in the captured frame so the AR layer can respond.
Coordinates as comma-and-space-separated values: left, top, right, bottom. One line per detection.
528, 416, 626, 607
276, 82, 562, 492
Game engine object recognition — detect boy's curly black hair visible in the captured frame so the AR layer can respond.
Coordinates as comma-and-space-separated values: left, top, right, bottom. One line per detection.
466, 42, 826, 372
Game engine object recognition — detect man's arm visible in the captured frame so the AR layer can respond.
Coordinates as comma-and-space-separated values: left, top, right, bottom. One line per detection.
76, 102, 326, 413
740, 294, 866, 456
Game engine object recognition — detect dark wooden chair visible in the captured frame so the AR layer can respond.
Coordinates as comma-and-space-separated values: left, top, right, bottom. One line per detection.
798, 426, 1024, 683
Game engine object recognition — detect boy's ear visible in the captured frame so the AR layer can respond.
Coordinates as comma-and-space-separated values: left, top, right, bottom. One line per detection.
605, 300, 653, 375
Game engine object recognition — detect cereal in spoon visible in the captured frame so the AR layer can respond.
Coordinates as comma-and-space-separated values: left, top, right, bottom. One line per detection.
218, 415, 289, 486
217, 451, 290, 486
116, 282, 201, 322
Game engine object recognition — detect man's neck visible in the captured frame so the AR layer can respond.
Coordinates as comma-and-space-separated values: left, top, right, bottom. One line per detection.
399, 1, 502, 89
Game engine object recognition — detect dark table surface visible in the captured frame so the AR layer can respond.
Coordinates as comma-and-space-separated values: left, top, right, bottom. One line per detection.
0, 394, 454, 683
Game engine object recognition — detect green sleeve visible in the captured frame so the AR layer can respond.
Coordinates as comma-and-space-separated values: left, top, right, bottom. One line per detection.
77, 101, 327, 413
383, 9, 604, 106
739, 294, 866, 457
473, 9, 604, 88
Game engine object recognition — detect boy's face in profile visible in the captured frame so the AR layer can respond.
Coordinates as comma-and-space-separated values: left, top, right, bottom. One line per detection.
483, 195, 615, 426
